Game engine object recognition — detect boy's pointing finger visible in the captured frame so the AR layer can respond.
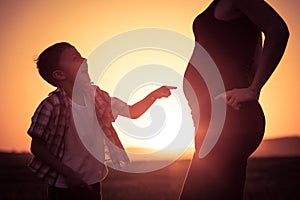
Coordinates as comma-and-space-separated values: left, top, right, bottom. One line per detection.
166, 86, 177, 90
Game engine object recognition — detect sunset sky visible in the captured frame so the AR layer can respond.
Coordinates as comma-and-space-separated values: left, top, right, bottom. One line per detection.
0, 0, 299, 153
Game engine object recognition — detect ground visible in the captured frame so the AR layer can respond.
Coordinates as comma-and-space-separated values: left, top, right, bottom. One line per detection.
0, 153, 299, 200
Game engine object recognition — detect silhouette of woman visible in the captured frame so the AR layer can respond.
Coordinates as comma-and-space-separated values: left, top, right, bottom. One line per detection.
180, 0, 289, 199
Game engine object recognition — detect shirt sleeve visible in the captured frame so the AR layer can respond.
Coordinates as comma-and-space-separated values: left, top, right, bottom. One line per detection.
27, 99, 53, 140
111, 97, 129, 120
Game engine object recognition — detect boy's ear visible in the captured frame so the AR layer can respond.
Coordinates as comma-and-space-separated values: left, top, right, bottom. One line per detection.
52, 70, 66, 81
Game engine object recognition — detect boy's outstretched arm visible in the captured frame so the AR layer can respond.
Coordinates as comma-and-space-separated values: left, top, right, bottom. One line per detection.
121, 86, 176, 119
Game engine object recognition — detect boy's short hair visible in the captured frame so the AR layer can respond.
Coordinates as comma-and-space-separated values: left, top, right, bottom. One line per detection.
36, 42, 74, 87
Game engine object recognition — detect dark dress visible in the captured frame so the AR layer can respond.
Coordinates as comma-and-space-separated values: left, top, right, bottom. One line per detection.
180, 0, 265, 199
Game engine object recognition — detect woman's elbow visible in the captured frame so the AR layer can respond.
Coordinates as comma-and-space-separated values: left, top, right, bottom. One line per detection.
275, 20, 290, 42
265, 22, 289, 45
280, 22, 290, 42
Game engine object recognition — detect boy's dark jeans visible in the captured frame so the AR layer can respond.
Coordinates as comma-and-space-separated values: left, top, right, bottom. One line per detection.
48, 182, 101, 200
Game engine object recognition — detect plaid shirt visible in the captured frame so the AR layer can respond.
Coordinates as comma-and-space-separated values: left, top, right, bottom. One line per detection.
27, 86, 129, 185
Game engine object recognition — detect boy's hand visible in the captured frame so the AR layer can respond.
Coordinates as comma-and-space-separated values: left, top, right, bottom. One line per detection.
152, 86, 177, 99
65, 170, 93, 191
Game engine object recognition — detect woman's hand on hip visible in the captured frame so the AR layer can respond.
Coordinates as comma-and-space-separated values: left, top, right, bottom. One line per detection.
215, 87, 260, 110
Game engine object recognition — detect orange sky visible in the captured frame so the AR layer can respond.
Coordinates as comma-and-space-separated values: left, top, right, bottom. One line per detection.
0, 0, 299, 152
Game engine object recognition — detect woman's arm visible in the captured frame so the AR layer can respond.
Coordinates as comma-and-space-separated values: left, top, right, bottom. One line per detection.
218, 0, 289, 109
238, 0, 289, 90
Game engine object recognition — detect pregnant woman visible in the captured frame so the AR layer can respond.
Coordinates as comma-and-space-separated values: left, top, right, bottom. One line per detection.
180, 0, 289, 199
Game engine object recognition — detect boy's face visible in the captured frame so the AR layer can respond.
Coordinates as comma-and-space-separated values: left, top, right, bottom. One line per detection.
58, 47, 91, 87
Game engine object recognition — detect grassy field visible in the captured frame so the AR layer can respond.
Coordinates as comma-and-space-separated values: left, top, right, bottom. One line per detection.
0, 152, 299, 200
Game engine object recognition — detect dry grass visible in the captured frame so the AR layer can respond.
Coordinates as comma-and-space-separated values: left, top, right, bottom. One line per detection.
0, 153, 299, 200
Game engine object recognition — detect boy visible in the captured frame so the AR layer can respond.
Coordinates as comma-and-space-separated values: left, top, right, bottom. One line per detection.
27, 42, 174, 199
